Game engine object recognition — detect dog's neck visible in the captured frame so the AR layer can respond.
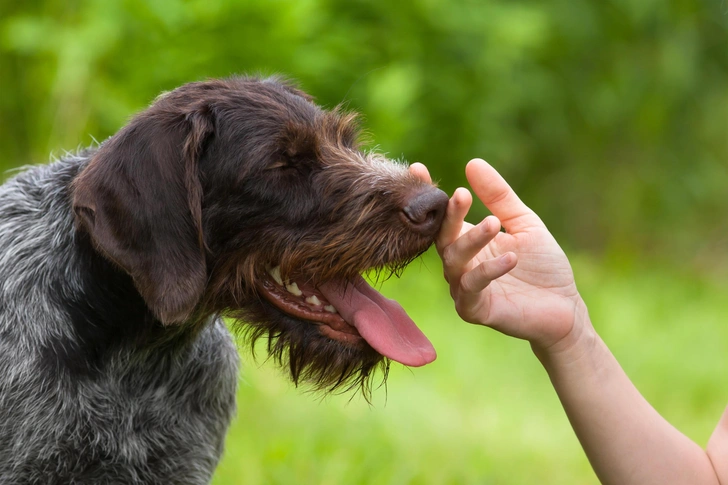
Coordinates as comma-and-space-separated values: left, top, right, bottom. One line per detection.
0, 155, 201, 378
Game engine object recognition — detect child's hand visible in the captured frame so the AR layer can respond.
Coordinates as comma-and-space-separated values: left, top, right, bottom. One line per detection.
415, 159, 587, 351
414, 160, 728, 485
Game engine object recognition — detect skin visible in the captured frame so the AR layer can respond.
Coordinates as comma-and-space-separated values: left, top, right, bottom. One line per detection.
409, 159, 728, 485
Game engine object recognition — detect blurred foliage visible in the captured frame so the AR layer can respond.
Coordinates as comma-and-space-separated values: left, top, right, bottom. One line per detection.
1, 2, 727, 483
211, 250, 728, 484
1, 0, 727, 258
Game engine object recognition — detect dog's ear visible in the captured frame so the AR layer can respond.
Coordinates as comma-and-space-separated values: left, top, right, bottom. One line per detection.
72, 102, 213, 325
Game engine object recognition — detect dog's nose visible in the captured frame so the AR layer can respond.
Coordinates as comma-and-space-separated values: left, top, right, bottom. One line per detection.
402, 187, 449, 237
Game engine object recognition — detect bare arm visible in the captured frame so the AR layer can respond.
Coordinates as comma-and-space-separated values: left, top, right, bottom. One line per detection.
538, 315, 722, 485
417, 158, 727, 485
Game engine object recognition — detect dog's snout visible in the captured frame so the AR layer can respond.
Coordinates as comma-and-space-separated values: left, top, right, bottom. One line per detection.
402, 188, 449, 236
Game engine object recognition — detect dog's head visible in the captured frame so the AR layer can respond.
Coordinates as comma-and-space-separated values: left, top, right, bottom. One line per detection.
72, 76, 448, 394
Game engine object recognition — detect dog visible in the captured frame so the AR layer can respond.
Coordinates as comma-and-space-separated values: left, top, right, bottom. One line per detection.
0, 76, 448, 484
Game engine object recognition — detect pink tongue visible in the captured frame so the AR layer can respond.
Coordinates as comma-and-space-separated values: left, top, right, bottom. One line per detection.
318, 276, 436, 367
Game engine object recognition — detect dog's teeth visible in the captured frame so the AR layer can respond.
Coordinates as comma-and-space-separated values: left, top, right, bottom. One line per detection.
305, 295, 321, 306
285, 282, 302, 296
324, 305, 337, 314
267, 266, 283, 286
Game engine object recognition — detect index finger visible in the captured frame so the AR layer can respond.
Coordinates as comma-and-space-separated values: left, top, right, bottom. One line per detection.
465, 158, 543, 233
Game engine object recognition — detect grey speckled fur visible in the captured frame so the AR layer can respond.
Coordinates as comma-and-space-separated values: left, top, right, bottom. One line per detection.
0, 153, 239, 484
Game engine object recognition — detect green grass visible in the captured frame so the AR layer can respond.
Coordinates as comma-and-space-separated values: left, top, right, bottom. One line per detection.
212, 249, 728, 484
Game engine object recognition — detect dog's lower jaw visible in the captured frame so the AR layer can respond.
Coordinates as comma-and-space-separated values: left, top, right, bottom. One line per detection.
230, 297, 387, 396
258, 275, 365, 343
252, 266, 436, 368
316, 323, 364, 344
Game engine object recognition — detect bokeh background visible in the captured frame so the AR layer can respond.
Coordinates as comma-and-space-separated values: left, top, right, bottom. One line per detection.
1, 1, 727, 483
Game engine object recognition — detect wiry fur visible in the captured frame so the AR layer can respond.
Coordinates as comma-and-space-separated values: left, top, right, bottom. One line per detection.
0, 157, 239, 484
0, 76, 447, 483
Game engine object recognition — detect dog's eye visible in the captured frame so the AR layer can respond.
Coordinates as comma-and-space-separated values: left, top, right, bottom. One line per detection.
266, 159, 290, 170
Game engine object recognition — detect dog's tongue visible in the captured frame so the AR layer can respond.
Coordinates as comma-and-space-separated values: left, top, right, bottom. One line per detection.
318, 276, 436, 367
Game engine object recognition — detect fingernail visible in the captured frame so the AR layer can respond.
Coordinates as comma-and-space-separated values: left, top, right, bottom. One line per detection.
500, 253, 512, 264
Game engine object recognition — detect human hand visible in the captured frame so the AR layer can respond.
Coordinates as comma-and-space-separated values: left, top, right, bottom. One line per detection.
412, 159, 588, 352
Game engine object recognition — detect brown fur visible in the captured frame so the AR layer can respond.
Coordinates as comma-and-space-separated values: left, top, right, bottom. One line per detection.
72, 76, 447, 397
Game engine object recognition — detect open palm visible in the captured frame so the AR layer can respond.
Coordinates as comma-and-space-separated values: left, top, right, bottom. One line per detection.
413, 159, 586, 350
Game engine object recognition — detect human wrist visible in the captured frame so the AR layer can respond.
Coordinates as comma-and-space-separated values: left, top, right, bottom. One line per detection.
530, 298, 599, 370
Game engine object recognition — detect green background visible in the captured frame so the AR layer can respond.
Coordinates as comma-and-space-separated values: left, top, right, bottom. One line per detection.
1, 1, 727, 483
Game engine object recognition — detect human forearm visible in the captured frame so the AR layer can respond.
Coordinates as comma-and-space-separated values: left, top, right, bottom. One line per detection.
433, 159, 728, 483
534, 305, 721, 485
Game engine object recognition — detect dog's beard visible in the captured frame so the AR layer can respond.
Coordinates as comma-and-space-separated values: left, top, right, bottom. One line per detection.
229, 303, 390, 400
203, 204, 439, 397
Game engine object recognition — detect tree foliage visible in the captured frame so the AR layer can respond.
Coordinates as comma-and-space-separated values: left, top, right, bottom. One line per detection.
1, 0, 726, 260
